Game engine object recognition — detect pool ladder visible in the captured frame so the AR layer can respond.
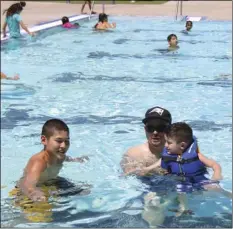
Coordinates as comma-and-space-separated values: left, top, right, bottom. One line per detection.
175, 0, 183, 20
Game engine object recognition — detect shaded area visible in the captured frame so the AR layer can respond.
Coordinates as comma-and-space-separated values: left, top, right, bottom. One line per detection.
87, 51, 231, 61
197, 79, 232, 88
51, 72, 231, 90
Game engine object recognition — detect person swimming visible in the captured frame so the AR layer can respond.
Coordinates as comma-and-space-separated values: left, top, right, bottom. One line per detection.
181, 20, 193, 34
167, 34, 179, 51
94, 13, 116, 30
61, 16, 80, 29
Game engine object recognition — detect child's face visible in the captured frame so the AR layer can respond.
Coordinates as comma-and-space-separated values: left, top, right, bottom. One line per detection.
186, 23, 192, 31
41, 130, 70, 161
169, 36, 178, 47
164, 135, 183, 155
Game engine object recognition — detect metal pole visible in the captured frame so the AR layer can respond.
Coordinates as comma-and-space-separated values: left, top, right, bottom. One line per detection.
180, 0, 183, 16
175, 1, 180, 20
89, 0, 95, 20
102, 2, 105, 13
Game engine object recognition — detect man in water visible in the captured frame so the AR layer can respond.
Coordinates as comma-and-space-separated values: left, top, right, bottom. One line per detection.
121, 106, 172, 175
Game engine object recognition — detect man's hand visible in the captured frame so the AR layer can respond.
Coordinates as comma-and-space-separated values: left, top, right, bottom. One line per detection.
211, 172, 223, 181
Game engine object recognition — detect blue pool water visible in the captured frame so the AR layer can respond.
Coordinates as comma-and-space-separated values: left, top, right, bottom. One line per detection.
1, 16, 232, 227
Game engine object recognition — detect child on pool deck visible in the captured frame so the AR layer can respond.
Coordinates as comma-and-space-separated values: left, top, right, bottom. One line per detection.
61, 16, 80, 29
16, 118, 89, 202
94, 13, 116, 30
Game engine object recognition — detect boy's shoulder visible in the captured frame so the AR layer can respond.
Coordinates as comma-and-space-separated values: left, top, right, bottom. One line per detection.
26, 151, 48, 169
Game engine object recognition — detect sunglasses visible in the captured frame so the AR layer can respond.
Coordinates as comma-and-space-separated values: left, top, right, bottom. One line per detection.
145, 124, 168, 133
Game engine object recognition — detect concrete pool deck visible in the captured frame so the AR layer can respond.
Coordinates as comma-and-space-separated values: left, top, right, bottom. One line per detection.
1, 1, 232, 29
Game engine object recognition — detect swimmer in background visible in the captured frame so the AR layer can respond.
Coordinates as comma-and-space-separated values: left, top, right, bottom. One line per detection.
181, 20, 193, 34
61, 16, 80, 29
2, 1, 35, 38
81, 0, 97, 14
167, 34, 179, 51
94, 13, 116, 30
1, 72, 19, 80
16, 118, 89, 202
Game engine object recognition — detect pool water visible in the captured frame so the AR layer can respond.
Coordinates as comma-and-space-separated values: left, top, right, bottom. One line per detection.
1, 16, 232, 228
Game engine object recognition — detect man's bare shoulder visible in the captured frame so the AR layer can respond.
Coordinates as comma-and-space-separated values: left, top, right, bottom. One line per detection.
124, 143, 149, 159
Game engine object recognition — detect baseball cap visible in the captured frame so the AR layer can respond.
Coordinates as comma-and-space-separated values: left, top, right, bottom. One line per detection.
142, 106, 172, 125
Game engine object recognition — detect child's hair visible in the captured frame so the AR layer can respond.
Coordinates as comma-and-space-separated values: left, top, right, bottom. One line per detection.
167, 34, 177, 42
3, 1, 26, 17
186, 20, 193, 26
61, 16, 69, 25
98, 13, 108, 23
165, 122, 193, 144
41, 119, 69, 138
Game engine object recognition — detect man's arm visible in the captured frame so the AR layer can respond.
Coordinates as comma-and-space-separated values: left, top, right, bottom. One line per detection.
120, 153, 144, 175
19, 159, 47, 202
198, 152, 223, 180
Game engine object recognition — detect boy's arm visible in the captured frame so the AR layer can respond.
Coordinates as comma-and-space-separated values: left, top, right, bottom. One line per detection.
19, 159, 47, 202
2, 21, 7, 37
198, 152, 223, 180
65, 155, 89, 163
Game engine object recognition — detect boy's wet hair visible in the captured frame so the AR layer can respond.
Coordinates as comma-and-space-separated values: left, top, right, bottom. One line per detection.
167, 34, 177, 42
41, 119, 69, 138
165, 122, 193, 144
61, 16, 69, 24
98, 13, 108, 22
3, 1, 26, 17
186, 20, 193, 26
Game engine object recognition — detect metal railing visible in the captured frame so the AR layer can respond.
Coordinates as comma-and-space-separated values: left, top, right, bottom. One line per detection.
89, 0, 95, 20
175, 0, 183, 20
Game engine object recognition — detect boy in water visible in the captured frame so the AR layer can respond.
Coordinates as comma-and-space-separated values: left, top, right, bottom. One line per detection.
17, 119, 89, 202
167, 34, 179, 51
185, 20, 193, 32
94, 13, 116, 30
142, 122, 223, 184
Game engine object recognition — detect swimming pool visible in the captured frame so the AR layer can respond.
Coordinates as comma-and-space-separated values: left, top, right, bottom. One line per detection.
1, 16, 232, 228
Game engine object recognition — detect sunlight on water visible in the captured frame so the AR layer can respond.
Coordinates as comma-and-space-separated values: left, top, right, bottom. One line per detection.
1, 17, 232, 228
